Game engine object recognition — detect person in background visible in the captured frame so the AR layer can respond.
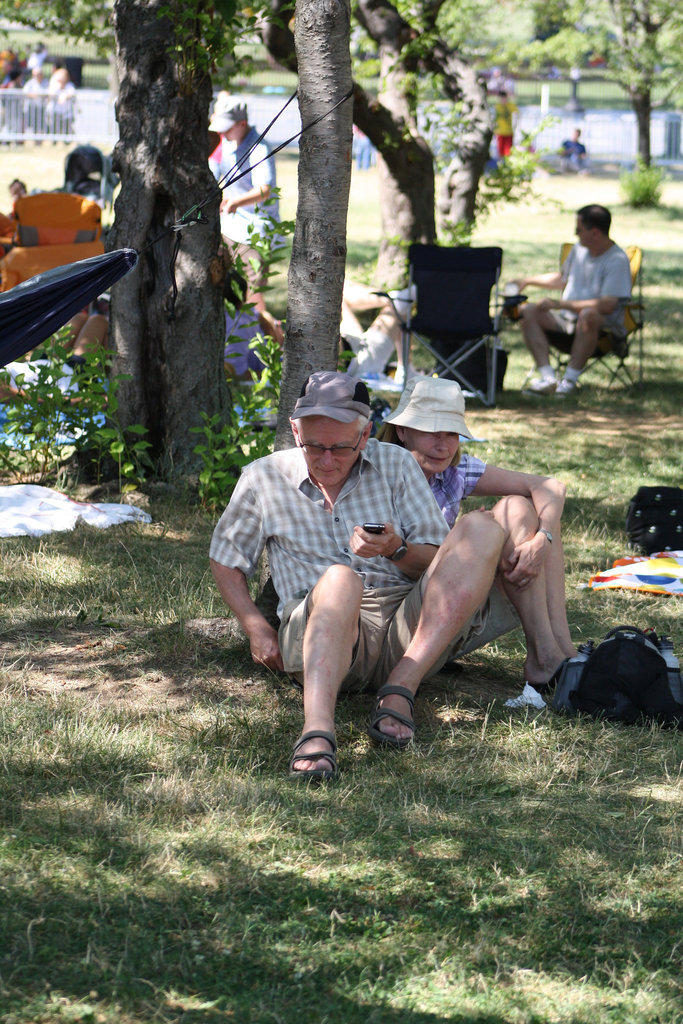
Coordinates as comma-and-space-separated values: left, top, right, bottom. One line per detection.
46, 65, 76, 135
209, 94, 279, 317
8, 178, 26, 213
0, 66, 23, 89
487, 66, 515, 96
493, 90, 518, 159
0, 50, 20, 86
379, 376, 575, 691
222, 268, 283, 380
352, 125, 376, 170
0, 307, 109, 403
22, 66, 49, 134
26, 43, 49, 74
560, 128, 589, 173
512, 204, 631, 396
1, 180, 26, 245
340, 280, 409, 386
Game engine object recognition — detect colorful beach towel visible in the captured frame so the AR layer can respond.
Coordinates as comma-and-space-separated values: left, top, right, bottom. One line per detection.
589, 552, 683, 597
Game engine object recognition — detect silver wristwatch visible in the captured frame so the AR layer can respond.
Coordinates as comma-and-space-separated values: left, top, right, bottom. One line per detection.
538, 528, 553, 544
388, 538, 408, 561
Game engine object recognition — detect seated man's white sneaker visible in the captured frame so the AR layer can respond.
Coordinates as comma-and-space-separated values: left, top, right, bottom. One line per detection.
555, 377, 578, 396
522, 377, 557, 395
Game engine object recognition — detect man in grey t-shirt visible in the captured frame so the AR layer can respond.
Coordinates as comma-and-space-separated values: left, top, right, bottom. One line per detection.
513, 204, 632, 396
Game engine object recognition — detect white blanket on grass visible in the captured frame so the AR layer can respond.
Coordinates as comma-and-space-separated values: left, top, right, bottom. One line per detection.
0, 484, 151, 538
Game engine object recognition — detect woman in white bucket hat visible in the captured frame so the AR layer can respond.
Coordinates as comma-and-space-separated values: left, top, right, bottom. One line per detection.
381, 376, 576, 692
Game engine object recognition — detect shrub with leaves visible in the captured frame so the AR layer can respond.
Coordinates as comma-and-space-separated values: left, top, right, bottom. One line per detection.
192, 328, 282, 511
620, 159, 665, 208
0, 328, 151, 490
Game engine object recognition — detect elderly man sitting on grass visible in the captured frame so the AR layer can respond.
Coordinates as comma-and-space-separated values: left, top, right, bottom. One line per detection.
209, 371, 532, 782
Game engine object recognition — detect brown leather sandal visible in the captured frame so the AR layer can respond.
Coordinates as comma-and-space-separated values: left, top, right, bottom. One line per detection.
367, 684, 416, 748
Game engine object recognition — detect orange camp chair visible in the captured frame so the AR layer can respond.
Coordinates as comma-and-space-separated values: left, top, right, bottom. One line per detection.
0, 192, 105, 292
0, 211, 15, 253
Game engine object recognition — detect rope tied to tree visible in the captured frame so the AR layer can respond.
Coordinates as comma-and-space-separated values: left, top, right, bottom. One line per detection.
140, 86, 354, 316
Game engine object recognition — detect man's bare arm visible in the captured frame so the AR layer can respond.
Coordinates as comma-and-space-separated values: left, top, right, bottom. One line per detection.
512, 271, 564, 291
210, 559, 284, 671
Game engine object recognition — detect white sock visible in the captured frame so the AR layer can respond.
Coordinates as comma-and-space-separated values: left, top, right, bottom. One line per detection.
564, 367, 581, 383
539, 365, 556, 382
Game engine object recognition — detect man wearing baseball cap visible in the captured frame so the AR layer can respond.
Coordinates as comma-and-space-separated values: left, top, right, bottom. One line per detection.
210, 371, 508, 781
209, 93, 280, 314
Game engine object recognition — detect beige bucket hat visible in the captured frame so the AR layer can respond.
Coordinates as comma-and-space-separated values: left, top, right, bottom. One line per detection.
383, 376, 473, 439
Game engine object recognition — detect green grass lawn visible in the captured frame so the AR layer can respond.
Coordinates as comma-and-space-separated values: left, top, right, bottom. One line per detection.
1, 154, 682, 1023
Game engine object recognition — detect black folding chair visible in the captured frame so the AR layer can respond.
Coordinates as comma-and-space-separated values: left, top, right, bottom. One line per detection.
401, 244, 504, 406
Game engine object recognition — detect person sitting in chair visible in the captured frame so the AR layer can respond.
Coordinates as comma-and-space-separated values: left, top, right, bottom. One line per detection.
512, 204, 631, 396
340, 280, 409, 386
380, 375, 576, 689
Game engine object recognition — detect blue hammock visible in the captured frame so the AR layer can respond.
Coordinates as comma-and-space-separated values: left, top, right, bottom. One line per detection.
0, 248, 138, 368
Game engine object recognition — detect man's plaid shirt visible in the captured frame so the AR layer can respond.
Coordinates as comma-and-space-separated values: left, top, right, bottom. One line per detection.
210, 437, 449, 617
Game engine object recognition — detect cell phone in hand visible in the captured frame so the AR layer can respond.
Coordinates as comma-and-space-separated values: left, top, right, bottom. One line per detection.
363, 523, 385, 534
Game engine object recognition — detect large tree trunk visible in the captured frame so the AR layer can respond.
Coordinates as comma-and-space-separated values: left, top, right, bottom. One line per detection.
354, 0, 435, 286
275, 0, 353, 449
108, 0, 228, 475
631, 88, 652, 166
352, 87, 435, 288
428, 47, 493, 229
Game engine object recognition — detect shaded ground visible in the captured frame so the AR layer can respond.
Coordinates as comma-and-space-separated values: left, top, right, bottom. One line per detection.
2, 407, 679, 714
0, 618, 258, 709
0, 616, 511, 714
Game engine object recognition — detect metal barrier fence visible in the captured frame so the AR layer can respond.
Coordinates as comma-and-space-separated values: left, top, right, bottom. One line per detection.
518, 107, 682, 164
0, 88, 117, 144
2, 88, 681, 165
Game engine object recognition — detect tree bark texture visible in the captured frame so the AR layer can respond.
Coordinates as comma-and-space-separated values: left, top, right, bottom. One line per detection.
275, 0, 353, 449
426, 43, 493, 229
109, 0, 229, 474
631, 90, 652, 166
354, 0, 435, 287
606, 0, 673, 167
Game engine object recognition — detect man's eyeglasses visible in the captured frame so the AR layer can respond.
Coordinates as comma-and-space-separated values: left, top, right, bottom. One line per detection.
296, 428, 365, 457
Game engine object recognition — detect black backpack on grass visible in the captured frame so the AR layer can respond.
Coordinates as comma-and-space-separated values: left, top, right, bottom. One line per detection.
553, 626, 683, 727
625, 486, 683, 554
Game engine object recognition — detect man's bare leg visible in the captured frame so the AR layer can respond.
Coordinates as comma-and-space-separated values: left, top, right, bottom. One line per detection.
342, 280, 385, 314
292, 565, 364, 773
363, 307, 405, 375
519, 303, 562, 369
566, 308, 602, 371
71, 314, 109, 357
376, 512, 506, 741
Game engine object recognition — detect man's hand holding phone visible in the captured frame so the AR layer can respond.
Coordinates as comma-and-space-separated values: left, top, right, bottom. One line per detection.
362, 523, 385, 534
351, 521, 406, 561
